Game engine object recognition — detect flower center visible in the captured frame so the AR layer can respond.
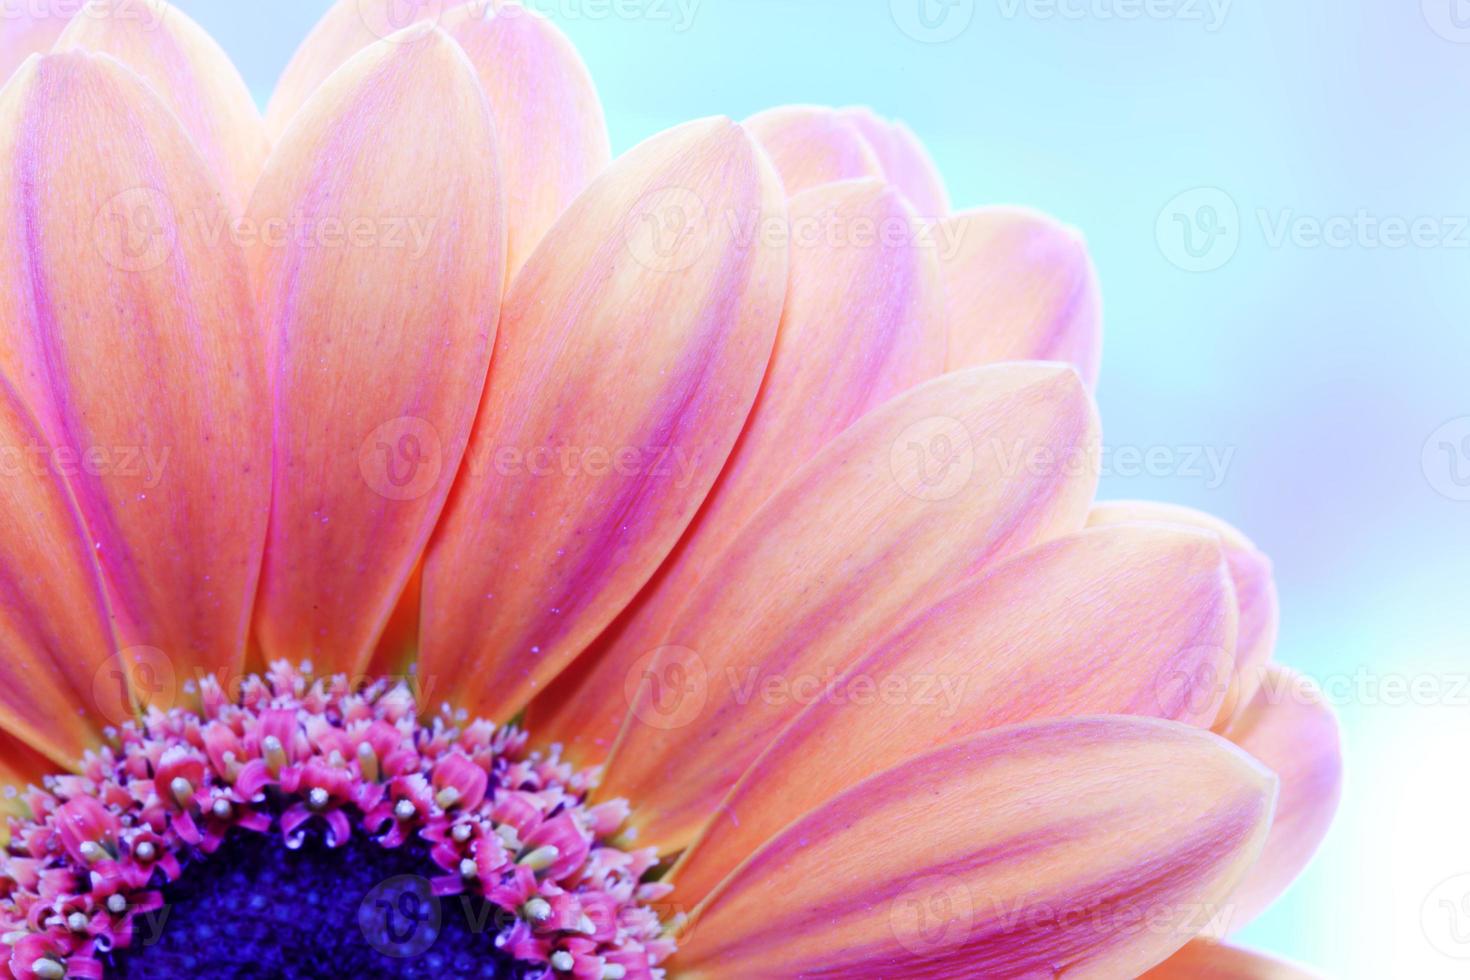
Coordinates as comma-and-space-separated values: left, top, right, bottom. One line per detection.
0, 663, 672, 980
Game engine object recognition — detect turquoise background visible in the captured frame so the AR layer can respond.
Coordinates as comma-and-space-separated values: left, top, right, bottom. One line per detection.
179, 2, 1470, 975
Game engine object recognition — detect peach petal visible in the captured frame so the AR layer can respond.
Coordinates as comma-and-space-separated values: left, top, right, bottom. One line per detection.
0, 1, 72, 85
527, 178, 948, 764
56, 0, 269, 212
264, 0, 460, 139
597, 363, 1100, 855
671, 523, 1239, 903
841, 106, 950, 217
249, 28, 503, 675
421, 117, 788, 724
670, 716, 1276, 980
1089, 500, 1280, 726
745, 105, 884, 197
0, 380, 116, 768
1210, 666, 1342, 935
441, 2, 611, 281
939, 207, 1102, 387
0, 52, 269, 692
1143, 941, 1322, 979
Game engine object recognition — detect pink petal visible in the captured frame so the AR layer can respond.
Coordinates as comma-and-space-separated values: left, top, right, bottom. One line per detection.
0, 1, 72, 85
841, 106, 951, 217
939, 207, 1102, 387
1144, 941, 1323, 979
597, 363, 1100, 855
0, 382, 115, 766
441, 3, 610, 281
56, 0, 269, 212
249, 28, 504, 674
671, 522, 1239, 904
1089, 501, 1280, 726
1210, 666, 1342, 935
670, 716, 1276, 980
745, 105, 884, 196
420, 117, 788, 724
264, 0, 461, 139
527, 177, 948, 764
0, 51, 270, 689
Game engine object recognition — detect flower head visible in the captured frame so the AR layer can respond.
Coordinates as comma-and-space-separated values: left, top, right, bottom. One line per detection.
0, 1, 1339, 978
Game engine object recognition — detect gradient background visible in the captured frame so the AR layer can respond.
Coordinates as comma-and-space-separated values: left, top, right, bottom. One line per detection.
173, 2, 1470, 975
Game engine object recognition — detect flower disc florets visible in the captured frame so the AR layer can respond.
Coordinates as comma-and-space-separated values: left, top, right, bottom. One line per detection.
0, 663, 672, 979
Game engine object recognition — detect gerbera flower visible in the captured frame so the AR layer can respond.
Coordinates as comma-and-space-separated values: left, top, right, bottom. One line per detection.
0, 1, 1341, 978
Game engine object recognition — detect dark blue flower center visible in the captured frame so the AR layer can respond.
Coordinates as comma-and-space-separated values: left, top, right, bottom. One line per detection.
108, 828, 542, 979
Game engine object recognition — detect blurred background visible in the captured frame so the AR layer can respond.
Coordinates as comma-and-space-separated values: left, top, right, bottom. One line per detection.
164, 1, 1470, 975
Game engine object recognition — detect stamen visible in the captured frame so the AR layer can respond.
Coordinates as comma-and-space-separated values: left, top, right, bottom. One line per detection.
134, 841, 156, 862
306, 788, 329, 811
34, 958, 65, 980
212, 798, 233, 820
519, 844, 559, 871
106, 894, 128, 915
262, 735, 287, 777
78, 840, 103, 863
169, 777, 194, 809
393, 798, 416, 821
435, 786, 460, 809
523, 898, 552, 923
551, 951, 575, 972
67, 912, 88, 933
356, 742, 378, 782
